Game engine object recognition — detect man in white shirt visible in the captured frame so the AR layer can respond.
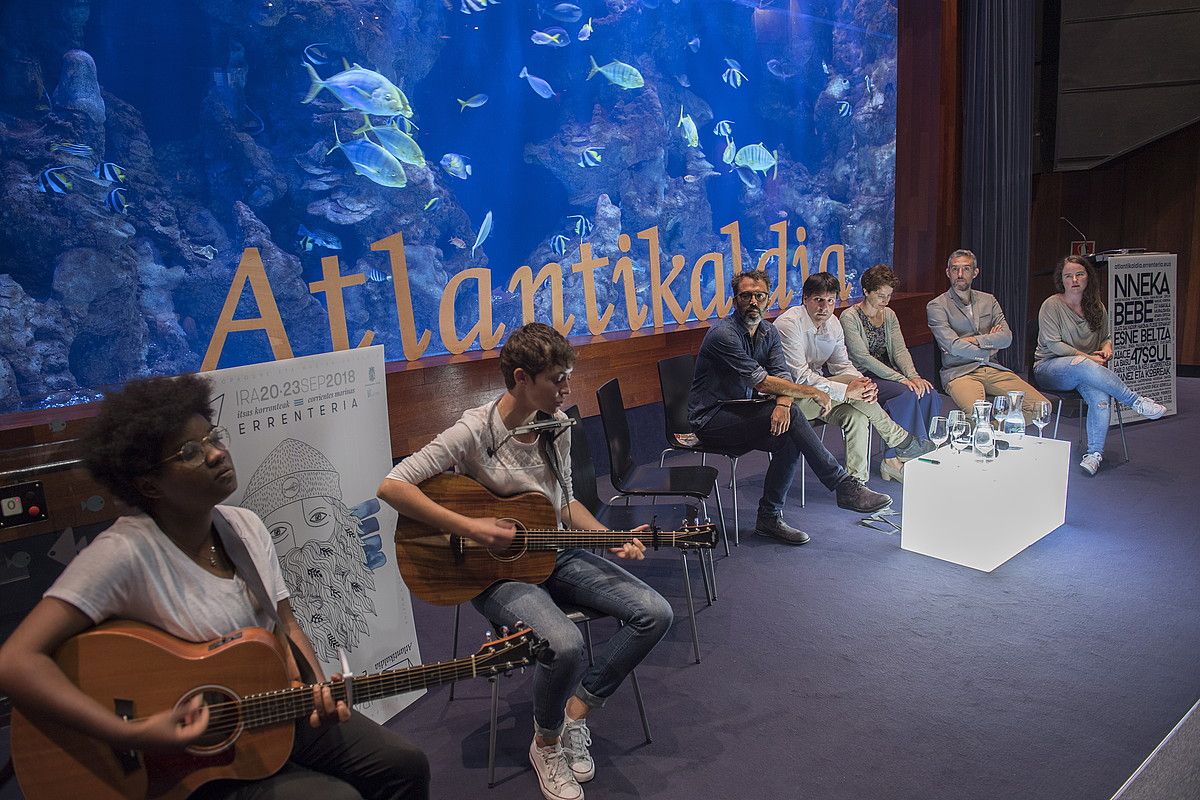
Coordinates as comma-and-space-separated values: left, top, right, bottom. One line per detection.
775, 272, 933, 483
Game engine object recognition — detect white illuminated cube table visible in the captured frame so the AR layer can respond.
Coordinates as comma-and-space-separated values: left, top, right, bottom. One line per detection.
900, 435, 1071, 572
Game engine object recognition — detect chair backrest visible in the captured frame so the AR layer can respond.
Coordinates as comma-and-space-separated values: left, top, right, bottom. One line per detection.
657, 354, 697, 442
565, 405, 603, 515
931, 339, 946, 396
596, 378, 635, 490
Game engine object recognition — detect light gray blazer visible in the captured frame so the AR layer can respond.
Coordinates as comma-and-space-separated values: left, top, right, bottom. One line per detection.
840, 306, 919, 383
926, 289, 1014, 384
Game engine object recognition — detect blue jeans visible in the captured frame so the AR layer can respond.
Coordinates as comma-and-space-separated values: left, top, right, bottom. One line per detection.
696, 401, 848, 518
1034, 356, 1139, 454
867, 376, 943, 458
472, 549, 673, 738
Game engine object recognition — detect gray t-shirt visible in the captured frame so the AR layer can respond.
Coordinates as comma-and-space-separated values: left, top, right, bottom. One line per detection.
385, 401, 574, 523
45, 505, 289, 643
1034, 294, 1110, 365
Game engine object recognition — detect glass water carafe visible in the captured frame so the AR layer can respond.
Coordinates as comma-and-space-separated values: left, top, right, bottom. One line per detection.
973, 415, 995, 462
1003, 390, 1026, 440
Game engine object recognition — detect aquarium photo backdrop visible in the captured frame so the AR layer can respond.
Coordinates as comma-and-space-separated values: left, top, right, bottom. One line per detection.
0, 0, 896, 411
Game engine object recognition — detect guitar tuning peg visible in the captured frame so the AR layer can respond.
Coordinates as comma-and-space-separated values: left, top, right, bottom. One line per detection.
485, 630, 493, 640
500, 625, 510, 636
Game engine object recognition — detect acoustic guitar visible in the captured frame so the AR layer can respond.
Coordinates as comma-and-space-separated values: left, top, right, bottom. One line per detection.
10, 621, 543, 800
394, 473, 718, 605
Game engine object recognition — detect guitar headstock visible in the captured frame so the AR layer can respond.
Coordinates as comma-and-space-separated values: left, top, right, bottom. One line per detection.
676, 521, 718, 549
473, 627, 547, 675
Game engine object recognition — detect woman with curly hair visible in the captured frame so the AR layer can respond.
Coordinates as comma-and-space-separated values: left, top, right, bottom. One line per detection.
841, 264, 943, 482
0, 374, 429, 799
1034, 255, 1166, 476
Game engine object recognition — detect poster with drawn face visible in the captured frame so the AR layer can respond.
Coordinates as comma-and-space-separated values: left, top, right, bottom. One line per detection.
203, 345, 423, 722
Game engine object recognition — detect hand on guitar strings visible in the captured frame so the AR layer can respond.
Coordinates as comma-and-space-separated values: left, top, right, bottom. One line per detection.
610, 524, 650, 560
308, 675, 352, 728
467, 517, 518, 551
127, 693, 210, 750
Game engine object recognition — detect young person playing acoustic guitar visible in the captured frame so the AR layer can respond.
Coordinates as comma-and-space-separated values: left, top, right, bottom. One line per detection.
378, 323, 674, 800
0, 375, 430, 800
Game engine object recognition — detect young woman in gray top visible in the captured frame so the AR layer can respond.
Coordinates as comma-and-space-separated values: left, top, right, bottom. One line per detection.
1033, 255, 1166, 475
842, 264, 942, 482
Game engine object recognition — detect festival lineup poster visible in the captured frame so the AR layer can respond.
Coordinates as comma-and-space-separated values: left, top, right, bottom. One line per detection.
203, 346, 423, 722
1107, 253, 1178, 423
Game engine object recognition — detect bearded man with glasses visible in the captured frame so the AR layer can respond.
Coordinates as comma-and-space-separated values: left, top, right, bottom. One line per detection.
688, 270, 893, 546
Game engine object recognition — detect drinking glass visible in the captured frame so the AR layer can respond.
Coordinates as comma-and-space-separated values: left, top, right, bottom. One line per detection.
928, 416, 949, 449
991, 395, 1010, 430
1032, 400, 1052, 437
947, 410, 968, 454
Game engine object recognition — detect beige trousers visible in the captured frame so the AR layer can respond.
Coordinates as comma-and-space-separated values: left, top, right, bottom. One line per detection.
946, 366, 1048, 423
796, 396, 911, 483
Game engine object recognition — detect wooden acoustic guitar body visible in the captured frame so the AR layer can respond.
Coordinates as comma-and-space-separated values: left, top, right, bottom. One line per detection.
11, 622, 293, 800
393, 473, 561, 605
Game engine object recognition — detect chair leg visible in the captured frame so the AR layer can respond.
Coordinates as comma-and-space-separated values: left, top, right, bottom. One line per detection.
1116, 401, 1129, 461
629, 669, 653, 744
800, 454, 807, 507
1077, 399, 1085, 450
1052, 398, 1063, 438
728, 456, 740, 547
679, 551, 701, 664
698, 547, 715, 605
449, 604, 462, 701
583, 620, 595, 667
705, 548, 718, 601
487, 675, 500, 788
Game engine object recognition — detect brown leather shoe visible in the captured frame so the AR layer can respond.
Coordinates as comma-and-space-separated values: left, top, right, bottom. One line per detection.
835, 477, 892, 513
754, 515, 811, 545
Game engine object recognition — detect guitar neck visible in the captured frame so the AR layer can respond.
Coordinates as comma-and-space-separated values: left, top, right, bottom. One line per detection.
232, 654, 484, 730
488, 529, 695, 550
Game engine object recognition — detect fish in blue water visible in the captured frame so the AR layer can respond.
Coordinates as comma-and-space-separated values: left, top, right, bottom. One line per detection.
297, 224, 343, 251
51, 142, 94, 158
587, 56, 643, 89
440, 152, 472, 179
94, 162, 126, 183
37, 166, 73, 194
578, 17, 593, 40
424, 197, 442, 212
722, 137, 737, 165
106, 187, 128, 214
734, 142, 777, 179
678, 106, 699, 148
304, 43, 335, 66
192, 244, 218, 260
865, 74, 876, 94
642, 0, 660, 8
458, 93, 489, 111
735, 166, 760, 190
302, 62, 412, 118
366, 266, 393, 282
766, 59, 798, 79
394, 115, 419, 134
687, 36, 700, 53
531, 29, 566, 46
540, 3, 582, 22
542, 26, 571, 46
551, 234, 570, 256
353, 115, 425, 166
722, 58, 748, 88
328, 124, 408, 187
471, 210, 493, 258
577, 147, 604, 168
519, 66, 555, 99
461, 0, 489, 13
836, 100, 852, 117
821, 60, 830, 75
675, 73, 691, 87
568, 214, 593, 239
713, 119, 733, 138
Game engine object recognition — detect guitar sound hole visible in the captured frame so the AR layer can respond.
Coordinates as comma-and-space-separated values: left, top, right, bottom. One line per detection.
487, 519, 529, 563
179, 686, 241, 754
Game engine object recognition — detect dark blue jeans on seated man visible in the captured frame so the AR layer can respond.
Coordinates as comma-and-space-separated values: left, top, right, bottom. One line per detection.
695, 400, 849, 517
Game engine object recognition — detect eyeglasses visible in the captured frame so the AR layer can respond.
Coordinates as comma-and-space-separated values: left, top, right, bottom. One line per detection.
737, 291, 769, 302
158, 426, 229, 467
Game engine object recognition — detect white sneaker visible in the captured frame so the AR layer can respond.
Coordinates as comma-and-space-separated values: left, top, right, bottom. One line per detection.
1132, 396, 1166, 420
1080, 452, 1103, 476
529, 740, 584, 800
561, 718, 596, 783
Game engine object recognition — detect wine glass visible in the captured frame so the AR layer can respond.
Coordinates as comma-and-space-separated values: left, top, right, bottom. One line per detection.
947, 410, 968, 454
991, 395, 1010, 431
1032, 400, 1052, 438
928, 416, 949, 449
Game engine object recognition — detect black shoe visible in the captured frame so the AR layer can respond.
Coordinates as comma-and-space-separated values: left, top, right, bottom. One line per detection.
754, 514, 811, 545
835, 477, 892, 513
894, 435, 936, 460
